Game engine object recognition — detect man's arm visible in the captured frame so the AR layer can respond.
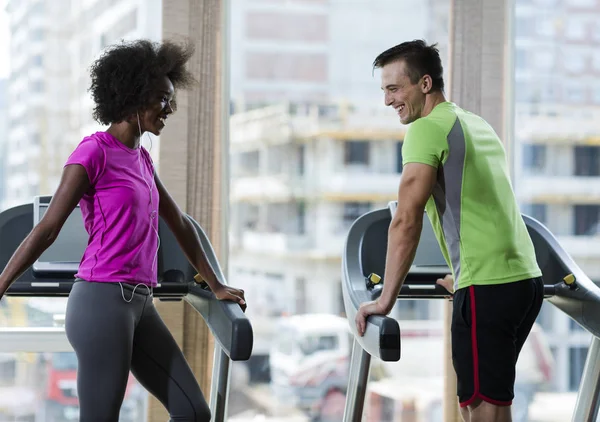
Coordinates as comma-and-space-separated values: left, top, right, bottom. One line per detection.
378, 162, 438, 312
355, 162, 437, 335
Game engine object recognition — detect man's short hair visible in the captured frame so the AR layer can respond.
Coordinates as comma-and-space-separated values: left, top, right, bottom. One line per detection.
373, 40, 445, 92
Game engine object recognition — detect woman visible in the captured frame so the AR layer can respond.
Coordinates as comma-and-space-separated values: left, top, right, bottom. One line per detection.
0, 39, 246, 421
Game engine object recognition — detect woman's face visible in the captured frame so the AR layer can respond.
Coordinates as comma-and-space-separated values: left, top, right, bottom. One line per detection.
138, 76, 175, 136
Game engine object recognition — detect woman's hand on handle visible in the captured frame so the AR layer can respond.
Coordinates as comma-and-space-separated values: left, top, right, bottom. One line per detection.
213, 285, 247, 312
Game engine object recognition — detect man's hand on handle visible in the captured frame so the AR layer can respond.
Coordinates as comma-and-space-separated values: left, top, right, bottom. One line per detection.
355, 299, 388, 337
355, 274, 454, 337
436, 274, 454, 295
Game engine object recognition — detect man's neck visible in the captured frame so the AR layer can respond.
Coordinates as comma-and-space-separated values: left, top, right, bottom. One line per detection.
421, 91, 448, 118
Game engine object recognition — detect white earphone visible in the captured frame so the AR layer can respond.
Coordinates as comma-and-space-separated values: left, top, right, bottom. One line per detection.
120, 113, 160, 303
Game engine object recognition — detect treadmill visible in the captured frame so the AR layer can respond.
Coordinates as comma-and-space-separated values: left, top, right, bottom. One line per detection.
0, 196, 253, 422
342, 201, 600, 422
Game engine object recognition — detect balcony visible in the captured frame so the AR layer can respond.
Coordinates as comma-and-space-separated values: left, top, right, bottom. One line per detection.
317, 172, 399, 201
230, 103, 405, 150
230, 105, 292, 150
515, 104, 600, 144
517, 176, 600, 203
235, 231, 346, 260
231, 172, 400, 202
558, 236, 600, 279
239, 231, 311, 255
231, 175, 304, 202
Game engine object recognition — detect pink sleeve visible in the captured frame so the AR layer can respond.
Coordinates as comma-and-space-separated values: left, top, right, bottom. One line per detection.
64, 139, 106, 186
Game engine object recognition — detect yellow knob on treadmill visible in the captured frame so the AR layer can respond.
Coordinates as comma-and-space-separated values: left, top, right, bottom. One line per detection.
563, 274, 576, 285
194, 274, 204, 283
368, 273, 381, 284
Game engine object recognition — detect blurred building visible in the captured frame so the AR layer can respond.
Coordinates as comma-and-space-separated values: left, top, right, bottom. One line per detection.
3, 0, 161, 210
0, 79, 7, 208
228, 103, 435, 318
513, 0, 600, 392
229, 0, 429, 112
4, 0, 69, 209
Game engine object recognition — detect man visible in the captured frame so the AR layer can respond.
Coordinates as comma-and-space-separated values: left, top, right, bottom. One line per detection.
354, 40, 544, 422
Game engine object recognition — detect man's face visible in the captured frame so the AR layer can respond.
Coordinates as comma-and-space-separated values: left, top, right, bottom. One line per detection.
380, 60, 426, 125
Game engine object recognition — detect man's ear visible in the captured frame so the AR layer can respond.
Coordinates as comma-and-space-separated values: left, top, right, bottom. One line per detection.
421, 75, 433, 94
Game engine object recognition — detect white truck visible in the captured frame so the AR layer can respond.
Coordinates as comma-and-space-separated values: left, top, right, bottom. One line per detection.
269, 314, 553, 422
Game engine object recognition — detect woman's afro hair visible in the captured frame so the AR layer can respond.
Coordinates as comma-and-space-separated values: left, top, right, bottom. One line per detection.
89, 39, 195, 125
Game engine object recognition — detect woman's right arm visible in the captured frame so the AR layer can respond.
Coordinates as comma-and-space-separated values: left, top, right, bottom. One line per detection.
0, 164, 91, 296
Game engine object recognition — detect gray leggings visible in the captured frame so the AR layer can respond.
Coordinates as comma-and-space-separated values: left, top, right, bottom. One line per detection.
65, 280, 210, 422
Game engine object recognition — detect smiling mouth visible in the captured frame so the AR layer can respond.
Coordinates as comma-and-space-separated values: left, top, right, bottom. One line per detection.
396, 104, 405, 114
157, 115, 167, 126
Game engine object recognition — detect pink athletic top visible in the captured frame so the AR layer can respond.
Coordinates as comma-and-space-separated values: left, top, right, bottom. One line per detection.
64, 131, 159, 286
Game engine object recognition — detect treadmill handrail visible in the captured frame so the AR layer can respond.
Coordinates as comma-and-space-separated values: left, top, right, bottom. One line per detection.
184, 216, 253, 361
343, 208, 401, 361
522, 214, 594, 291
0, 202, 253, 361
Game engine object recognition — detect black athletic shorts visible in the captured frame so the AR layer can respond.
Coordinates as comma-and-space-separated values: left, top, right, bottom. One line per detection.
451, 277, 544, 408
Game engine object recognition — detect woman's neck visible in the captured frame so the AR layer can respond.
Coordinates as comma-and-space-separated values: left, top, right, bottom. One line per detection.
106, 122, 141, 149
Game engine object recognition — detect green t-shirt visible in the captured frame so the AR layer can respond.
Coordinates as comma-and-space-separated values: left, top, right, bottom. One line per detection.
402, 102, 541, 290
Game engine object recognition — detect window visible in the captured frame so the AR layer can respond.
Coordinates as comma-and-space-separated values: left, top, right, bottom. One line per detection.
31, 133, 40, 146
297, 145, 305, 175
295, 277, 306, 314
537, 302, 554, 332
569, 318, 585, 332
299, 335, 339, 356
541, 85, 559, 102
569, 346, 588, 391
392, 300, 430, 320
100, 33, 108, 49
564, 19, 586, 40
0, 357, 16, 386
515, 17, 532, 38
264, 272, 285, 316
31, 55, 42, 67
568, 0, 595, 6
238, 151, 260, 176
101, 8, 138, 46
534, 51, 556, 70
563, 52, 586, 73
522, 144, 546, 172
515, 81, 533, 103
246, 12, 328, 43
564, 83, 586, 103
30, 28, 44, 41
536, 18, 556, 38
343, 202, 371, 227
593, 22, 600, 42
246, 52, 328, 82
574, 205, 600, 235
594, 86, 600, 105
31, 80, 44, 93
296, 202, 305, 235
396, 142, 403, 173
344, 141, 369, 165
593, 54, 600, 72
51, 352, 78, 370
574, 146, 600, 176
522, 203, 547, 225
515, 48, 527, 69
